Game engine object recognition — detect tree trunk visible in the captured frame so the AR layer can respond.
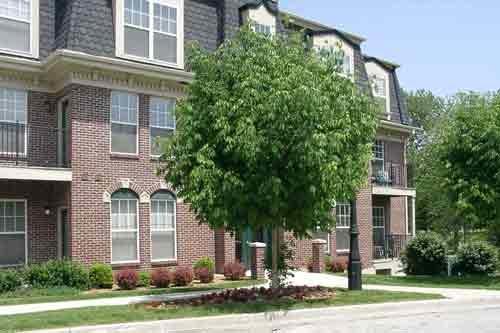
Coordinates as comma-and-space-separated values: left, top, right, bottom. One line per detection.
271, 227, 280, 289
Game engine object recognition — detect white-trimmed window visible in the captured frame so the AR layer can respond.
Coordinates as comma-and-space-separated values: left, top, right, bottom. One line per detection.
253, 22, 272, 35
0, 88, 27, 155
150, 97, 175, 156
342, 54, 352, 76
116, 0, 184, 68
373, 77, 387, 113
335, 203, 351, 252
0, 200, 27, 266
0, 0, 39, 57
111, 91, 138, 155
111, 190, 139, 263
372, 140, 385, 178
372, 206, 385, 248
150, 191, 176, 261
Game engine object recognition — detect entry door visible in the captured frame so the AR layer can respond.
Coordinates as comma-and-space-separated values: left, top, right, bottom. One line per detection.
372, 206, 386, 257
58, 208, 70, 259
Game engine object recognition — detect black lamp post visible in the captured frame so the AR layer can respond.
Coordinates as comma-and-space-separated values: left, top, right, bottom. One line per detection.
348, 198, 362, 290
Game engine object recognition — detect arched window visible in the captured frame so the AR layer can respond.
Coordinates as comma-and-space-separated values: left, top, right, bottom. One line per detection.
111, 190, 139, 263
150, 191, 176, 261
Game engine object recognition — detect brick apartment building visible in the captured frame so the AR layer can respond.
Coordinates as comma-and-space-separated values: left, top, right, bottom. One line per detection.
0, 0, 417, 273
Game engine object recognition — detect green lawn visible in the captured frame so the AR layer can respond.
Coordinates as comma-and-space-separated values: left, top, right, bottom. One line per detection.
0, 279, 266, 306
0, 289, 442, 332
361, 274, 500, 290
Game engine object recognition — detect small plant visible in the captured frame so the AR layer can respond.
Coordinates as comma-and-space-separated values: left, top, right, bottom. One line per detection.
115, 269, 139, 290
194, 257, 215, 283
138, 271, 151, 288
196, 267, 214, 283
0, 269, 24, 293
329, 260, 347, 273
324, 255, 333, 272
401, 231, 447, 276
25, 260, 89, 290
151, 268, 171, 288
89, 263, 113, 289
173, 266, 194, 286
453, 242, 498, 276
224, 262, 246, 281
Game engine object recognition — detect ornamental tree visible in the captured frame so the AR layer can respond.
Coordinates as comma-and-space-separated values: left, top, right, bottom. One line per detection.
158, 27, 378, 285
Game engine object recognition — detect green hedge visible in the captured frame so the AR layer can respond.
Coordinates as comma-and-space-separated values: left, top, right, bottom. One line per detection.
402, 232, 447, 275
24, 260, 89, 290
453, 242, 499, 276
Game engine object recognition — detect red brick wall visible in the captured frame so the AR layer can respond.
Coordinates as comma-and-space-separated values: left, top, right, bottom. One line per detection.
0, 180, 69, 263
68, 84, 216, 269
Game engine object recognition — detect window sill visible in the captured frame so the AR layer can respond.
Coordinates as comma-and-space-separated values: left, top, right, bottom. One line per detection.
151, 260, 177, 266
116, 54, 184, 71
110, 153, 140, 160
336, 250, 350, 255
111, 261, 141, 268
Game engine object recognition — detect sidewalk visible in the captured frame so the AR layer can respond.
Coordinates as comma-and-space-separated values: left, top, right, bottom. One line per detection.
288, 271, 500, 300
2, 271, 500, 316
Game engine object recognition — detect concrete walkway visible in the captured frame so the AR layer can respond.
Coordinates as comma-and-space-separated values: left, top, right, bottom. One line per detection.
2, 271, 500, 317
288, 271, 500, 300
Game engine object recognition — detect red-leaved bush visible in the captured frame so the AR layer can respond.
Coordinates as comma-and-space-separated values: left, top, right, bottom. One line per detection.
329, 261, 347, 273
195, 267, 214, 283
173, 266, 194, 286
223, 262, 246, 281
151, 268, 171, 288
115, 269, 139, 290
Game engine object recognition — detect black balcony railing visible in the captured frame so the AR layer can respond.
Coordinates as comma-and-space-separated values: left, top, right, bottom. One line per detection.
0, 122, 70, 168
372, 161, 413, 188
373, 234, 409, 260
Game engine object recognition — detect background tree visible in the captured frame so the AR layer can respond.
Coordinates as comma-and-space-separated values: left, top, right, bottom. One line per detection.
158, 27, 378, 287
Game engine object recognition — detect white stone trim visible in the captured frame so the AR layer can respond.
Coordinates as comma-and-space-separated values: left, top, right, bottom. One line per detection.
103, 191, 111, 203
0, 166, 71, 182
248, 242, 266, 248
139, 192, 150, 203
312, 239, 327, 245
372, 185, 416, 197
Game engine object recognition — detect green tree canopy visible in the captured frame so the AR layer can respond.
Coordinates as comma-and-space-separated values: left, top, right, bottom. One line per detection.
158, 27, 378, 237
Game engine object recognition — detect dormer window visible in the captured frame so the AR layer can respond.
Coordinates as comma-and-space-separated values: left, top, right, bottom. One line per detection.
372, 76, 388, 113
241, 3, 276, 36
0, 0, 39, 58
116, 0, 184, 68
253, 22, 272, 35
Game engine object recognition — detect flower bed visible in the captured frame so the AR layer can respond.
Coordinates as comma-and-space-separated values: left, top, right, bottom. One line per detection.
142, 286, 335, 309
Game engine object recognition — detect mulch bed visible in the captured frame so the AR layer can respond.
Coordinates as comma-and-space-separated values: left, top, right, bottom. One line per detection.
141, 286, 335, 309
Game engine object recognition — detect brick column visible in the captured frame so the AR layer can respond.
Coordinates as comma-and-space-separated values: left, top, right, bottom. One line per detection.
312, 239, 327, 273
249, 242, 266, 280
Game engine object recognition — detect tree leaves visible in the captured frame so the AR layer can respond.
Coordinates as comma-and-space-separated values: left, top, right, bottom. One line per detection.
158, 26, 378, 236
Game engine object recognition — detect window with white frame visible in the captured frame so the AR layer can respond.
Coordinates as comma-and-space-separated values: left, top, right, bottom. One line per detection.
117, 0, 184, 67
150, 97, 175, 156
0, 200, 26, 266
150, 191, 176, 261
111, 190, 139, 263
252, 22, 272, 35
373, 77, 387, 113
111, 91, 138, 155
335, 203, 351, 252
0, 0, 38, 57
372, 140, 385, 179
372, 206, 385, 248
0, 88, 27, 155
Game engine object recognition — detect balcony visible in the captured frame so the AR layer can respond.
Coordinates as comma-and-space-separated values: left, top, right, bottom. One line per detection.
0, 122, 71, 182
371, 161, 415, 197
373, 233, 410, 260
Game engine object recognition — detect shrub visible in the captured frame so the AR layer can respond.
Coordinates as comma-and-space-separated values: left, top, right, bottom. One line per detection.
151, 268, 171, 288
224, 262, 246, 281
173, 266, 194, 286
115, 269, 139, 290
194, 257, 215, 283
196, 267, 214, 283
453, 242, 499, 276
401, 232, 447, 275
89, 263, 113, 289
138, 271, 151, 288
25, 260, 89, 290
193, 257, 215, 272
329, 260, 347, 273
0, 269, 24, 293
324, 255, 333, 272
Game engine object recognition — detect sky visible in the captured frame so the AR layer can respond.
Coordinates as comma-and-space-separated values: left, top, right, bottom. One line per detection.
280, 1, 500, 96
